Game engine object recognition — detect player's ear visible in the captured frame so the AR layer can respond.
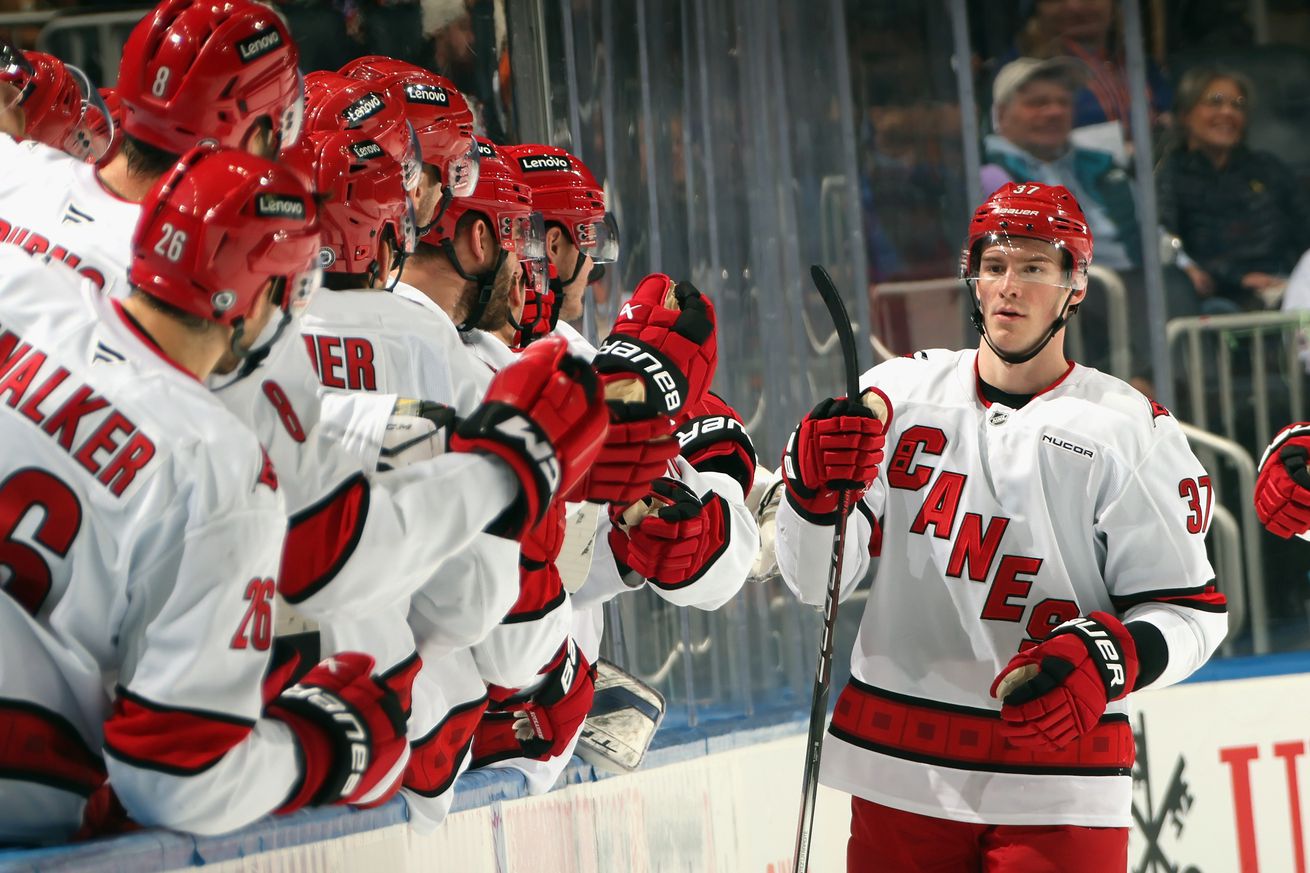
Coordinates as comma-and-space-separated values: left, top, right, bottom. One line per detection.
546, 224, 567, 259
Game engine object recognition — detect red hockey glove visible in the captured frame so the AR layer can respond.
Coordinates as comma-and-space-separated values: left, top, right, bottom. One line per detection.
450, 335, 609, 538
782, 393, 885, 524
990, 612, 1139, 751
472, 640, 595, 766
608, 478, 729, 587
593, 273, 717, 417
1255, 425, 1310, 538
573, 412, 681, 506
267, 653, 413, 811
674, 391, 757, 496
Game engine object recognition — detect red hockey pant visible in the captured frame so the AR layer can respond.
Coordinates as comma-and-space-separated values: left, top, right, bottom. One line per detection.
847, 797, 1128, 872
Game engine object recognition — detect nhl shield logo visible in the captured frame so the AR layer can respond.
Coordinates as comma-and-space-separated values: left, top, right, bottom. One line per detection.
989, 409, 1009, 426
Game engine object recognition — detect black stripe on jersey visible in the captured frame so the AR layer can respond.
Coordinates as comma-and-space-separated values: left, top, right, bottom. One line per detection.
500, 585, 567, 624
1110, 582, 1228, 613
648, 493, 732, 591
827, 724, 1132, 778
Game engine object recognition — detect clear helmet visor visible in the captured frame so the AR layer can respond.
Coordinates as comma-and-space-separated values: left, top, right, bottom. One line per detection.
575, 211, 619, 264
396, 194, 419, 254
0, 41, 33, 112
288, 262, 324, 316
503, 210, 546, 261
964, 231, 1074, 292
63, 65, 113, 163
400, 120, 422, 193
444, 132, 480, 198
277, 70, 306, 153
522, 255, 548, 298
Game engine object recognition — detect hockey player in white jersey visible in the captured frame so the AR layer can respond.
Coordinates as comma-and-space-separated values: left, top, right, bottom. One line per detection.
0, 0, 303, 294
0, 147, 412, 844
774, 182, 1227, 870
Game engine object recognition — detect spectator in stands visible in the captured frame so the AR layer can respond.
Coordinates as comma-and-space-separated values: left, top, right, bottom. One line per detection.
982, 57, 1140, 274
1156, 67, 1310, 314
1008, 0, 1172, 133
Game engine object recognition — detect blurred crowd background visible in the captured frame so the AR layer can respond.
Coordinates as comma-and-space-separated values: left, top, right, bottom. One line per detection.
5, 0, 1308, 736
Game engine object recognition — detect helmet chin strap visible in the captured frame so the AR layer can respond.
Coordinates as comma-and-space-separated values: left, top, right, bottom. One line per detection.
969, 283, 1079, 366
231, 307, 292, 379
440, 238, 506, 333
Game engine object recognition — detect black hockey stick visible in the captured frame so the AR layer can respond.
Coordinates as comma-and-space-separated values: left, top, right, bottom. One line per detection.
792, 265, 862, 873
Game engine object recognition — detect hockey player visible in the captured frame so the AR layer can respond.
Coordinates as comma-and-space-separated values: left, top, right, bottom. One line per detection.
336, 56, 481, 235
0, 0, 304, 294
774, 182, 1227, 871
0, 147, 411, 844
0, 47, 114, 163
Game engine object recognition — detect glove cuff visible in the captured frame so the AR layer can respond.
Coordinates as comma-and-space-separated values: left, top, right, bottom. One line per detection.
1050, 611, 1139, 701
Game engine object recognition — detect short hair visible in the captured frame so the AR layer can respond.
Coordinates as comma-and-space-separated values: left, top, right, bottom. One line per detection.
121, 133, 180, 178
127, 287, 217, 334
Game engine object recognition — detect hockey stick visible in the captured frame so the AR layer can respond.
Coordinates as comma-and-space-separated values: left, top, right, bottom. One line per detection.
792, 265, 862, 873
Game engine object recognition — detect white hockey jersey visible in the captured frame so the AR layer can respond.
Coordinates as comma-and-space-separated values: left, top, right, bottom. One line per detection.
0, 251, 300, 841
0, 134, 138, 296
775, 348, 1227, 827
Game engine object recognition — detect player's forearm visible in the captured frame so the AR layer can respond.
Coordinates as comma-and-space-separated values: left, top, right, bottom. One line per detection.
285, 454, 517, 619
408, 532, 521, 653
1122, 600, 1228, 690
472, 596, 574, 691
107, 717, 302, 836
774, 491, 870, 606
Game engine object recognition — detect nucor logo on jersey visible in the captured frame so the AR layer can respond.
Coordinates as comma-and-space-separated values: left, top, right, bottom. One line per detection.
280, 683, 370, 796
517, 155, 571, 173
236, 28, 284, 64
342, 93, 385, 126
349, 140, 385, 160
404, 83, 449, 105
1064, 617, 1127, 691
494, 414, 560, 494
1040, 433, 1094, 459
595, 338, 681, 413
254, 193, 306, 220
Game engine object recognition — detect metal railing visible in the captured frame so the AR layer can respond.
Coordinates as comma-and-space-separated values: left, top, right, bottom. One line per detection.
1180, 423, 1268, 654
1166, 311, 1310, 448
36, 9, 150, 88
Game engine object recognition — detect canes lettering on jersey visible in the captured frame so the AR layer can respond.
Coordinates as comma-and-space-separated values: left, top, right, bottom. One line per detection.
303, 334, 379, 391
0, 219, 107, 289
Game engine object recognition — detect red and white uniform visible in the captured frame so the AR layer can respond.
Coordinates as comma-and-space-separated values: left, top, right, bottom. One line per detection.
0, 252, 298, 842
775, 349, 1228, 827
0, 135, 137, 295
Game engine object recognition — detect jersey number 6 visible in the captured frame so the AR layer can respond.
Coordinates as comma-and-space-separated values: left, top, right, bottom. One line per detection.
0, 469, 83, 617
1179, 476, 1213, 535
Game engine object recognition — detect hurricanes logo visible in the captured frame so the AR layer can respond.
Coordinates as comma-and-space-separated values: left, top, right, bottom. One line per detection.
236, 29, 283, 63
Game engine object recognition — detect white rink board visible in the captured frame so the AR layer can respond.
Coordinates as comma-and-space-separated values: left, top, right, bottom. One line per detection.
187, 735, 851, 873
1129, 672, 1310, 873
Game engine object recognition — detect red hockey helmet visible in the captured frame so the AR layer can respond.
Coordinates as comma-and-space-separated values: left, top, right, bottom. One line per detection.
337, 56, 479, 198
131, 145, 322, 328
425, 138, 542, 261
500, 144, 618, 264
960, 182, 1093, 281
117, 0, 303, 157
303, 71, 422, 194
281, 128, 416, 281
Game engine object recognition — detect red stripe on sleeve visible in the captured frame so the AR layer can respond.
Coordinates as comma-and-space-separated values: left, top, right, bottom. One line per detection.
0, 700, 106, 796
103, 689, 254, 776
279, 474, 371, 604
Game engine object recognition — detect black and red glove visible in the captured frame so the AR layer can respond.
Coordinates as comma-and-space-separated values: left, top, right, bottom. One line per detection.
781, 393, 885, 524
593, 273, 717, 417
449, 335, 608, 538
472, 639, 595, 766
1255, 424, 1310, 538
608, 478, 729, 587
990, 612, 1139, 751
573, 411, 681, 506
674, 391, 757, 496
267, 652, 413, 812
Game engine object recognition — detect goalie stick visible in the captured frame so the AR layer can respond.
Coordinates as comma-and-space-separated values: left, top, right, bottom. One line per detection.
792, 265, 863, 873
